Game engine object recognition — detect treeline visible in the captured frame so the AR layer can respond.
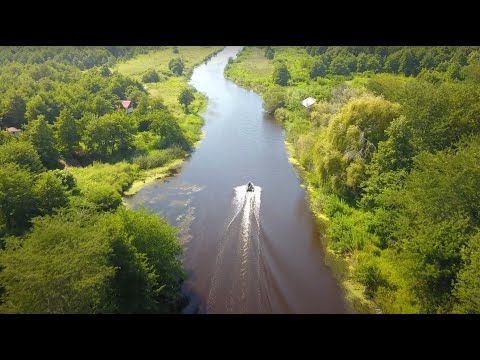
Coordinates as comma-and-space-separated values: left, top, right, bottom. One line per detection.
227, 46, 480, 313
0, 46, 159, 70
305, 46, 479, 79
0, 140, 185, 313
0, 61, 194, 165
0, 47, 194, 313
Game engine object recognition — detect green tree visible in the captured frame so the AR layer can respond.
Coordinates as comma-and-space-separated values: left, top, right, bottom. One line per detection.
454, 233, 480, 313
25, 94, 51, 123
168, 58, 184, 76
384, 137, 480, 312
178, 88, 195, 114
265, 46, 275, 60
446, 61, 463, 80
0, 209, 115, 313
399, 49, 420, 76
108, 207, 185, 313
149, 111, 187, 149
310, 58, 327, 79
329, 56, 351, 76
100, 65, 110, 77
356, 53, 368, 72
314, 94, 401, 200
55, 109, 79, 156
0, 131, 13, 145
272, 62, 291, 86
0, 92, 26, 128
366, 54, 381, 72
34, 171, 69, 215
0, 163, 37, 233
0, 140, 44, 173
23, 115, 59, 169
84, 112, 137, 157
142, 69, 160, 83
263, 86, 286, 114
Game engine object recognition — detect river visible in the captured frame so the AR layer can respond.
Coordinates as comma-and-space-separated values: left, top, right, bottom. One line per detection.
125, 46, 347, 313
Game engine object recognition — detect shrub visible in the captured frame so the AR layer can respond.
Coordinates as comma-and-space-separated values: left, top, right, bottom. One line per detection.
356, 262, 389, 297
132, 147, 186, 170
84, 184, 122, 211
142, 69, 160, 83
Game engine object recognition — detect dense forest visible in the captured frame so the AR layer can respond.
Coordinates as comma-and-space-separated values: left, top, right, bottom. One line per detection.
0, 46, 220, 313
226, 46, 480, 313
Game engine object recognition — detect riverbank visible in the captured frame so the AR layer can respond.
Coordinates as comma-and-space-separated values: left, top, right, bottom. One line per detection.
111, 47, 222, 197
226, 46, 378, 313
285, 140, 379, 314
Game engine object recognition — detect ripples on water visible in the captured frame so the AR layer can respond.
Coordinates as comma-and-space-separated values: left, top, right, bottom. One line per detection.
207, 185, 265, 313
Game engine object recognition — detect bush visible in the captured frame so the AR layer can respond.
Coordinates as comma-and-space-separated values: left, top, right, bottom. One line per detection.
142, 69, 160, 83
263, 86, 286, 114
132, 147, 186, 170
356, 262, 389, 297
84, 184, 122, 211
51, 169, 77, 190
265, 47, 275, 60
168, 58, 184, 76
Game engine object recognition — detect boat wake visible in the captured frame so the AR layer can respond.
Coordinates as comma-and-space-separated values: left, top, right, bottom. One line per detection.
207, 184, 270, 313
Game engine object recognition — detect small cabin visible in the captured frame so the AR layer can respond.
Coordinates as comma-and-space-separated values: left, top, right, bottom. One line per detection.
117, 100, 135, 113
6, 127, 21, 136
301, 97, 316, 108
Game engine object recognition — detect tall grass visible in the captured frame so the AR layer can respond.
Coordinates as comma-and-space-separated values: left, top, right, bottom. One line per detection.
131, 147, 186, 170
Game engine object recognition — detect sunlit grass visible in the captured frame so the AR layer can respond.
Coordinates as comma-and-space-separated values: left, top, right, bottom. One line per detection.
114, 46, 224, 81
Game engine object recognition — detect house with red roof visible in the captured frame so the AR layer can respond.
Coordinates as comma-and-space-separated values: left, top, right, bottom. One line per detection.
6, 127, 21, 136
121, 100, 135, 114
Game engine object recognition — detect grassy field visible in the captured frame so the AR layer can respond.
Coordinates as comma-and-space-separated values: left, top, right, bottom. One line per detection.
115, 46, 222, 117
146, 78, 206, 118
114, 46, 223, 80
224, 47, 273, 92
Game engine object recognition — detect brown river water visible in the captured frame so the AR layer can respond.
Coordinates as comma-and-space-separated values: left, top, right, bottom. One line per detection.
125, 46, 347, 313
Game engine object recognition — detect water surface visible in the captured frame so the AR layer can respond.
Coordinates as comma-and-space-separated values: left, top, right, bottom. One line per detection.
126, 46, 347, 313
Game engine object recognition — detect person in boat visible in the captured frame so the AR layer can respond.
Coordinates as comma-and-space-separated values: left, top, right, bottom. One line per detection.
247, 182, 254, 192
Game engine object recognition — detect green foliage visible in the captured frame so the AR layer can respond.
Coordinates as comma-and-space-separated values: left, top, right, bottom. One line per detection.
34, 171, 69, 215
55, 108, 79, 156
311, 59, 327, 79
0, 131, 13, 145
149, 111, 188, 149
168, 58, 184, 76
313, 94, 401, 200
70, 161, 136, 196
0, 205, 185, 314
356, 262, 389, 297
0, 209, 115, 313
0, 163, 37, 233
178, 88, 195, 113
272, 62, 291, 86
263, 86, 286, 114
382, 137, 480, 312
22, 115, 59, 169
228, 46, 480, 313
454, 233, 480, 313
108, 207, 185, 313
83, 184, 122, 211
142, 69, 160, 83
0, 140, 44, 173
51, 169, 77, 190
84, 112, 137, 158
132, 147, 186, 170
265, 46, 275, 60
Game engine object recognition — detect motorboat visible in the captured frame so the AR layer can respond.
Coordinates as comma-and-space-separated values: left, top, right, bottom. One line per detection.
246, 182, 255, 192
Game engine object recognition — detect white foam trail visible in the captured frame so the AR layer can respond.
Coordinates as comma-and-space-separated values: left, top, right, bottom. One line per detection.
207, 184, 262, 313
